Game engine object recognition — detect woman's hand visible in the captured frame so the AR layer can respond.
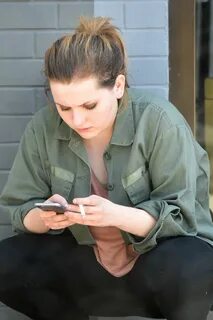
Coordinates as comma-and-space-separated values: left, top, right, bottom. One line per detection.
64, 195, 120, 227
38, 194, 156, 236
38, 194, 77, 230
65, 194, 156, 237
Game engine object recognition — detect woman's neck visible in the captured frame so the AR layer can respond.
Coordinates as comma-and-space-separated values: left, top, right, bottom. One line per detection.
83, 126, 113, 153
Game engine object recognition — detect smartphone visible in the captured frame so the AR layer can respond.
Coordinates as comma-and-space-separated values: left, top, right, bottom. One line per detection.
34, 202, 68, 214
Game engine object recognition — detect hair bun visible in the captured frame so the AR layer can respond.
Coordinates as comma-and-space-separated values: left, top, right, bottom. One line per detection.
76, 16, 116, 36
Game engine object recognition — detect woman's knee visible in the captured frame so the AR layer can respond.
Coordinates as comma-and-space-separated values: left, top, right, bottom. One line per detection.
0, 233, 61, 290
131, 237, 213, 296
129, 237, 213, 319
0, 238, 23, 292
143, 237, 213, 304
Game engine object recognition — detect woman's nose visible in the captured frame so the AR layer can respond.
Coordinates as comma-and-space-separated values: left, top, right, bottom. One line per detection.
72, 110, 85, 127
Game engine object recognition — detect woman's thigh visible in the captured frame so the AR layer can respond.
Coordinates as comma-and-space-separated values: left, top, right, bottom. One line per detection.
0, 231, 139, 317
0, 230, 79, 289
127, 236, 213, 320
0, 231, 162, 318
0, 231, 93, 319
2, 232, 212, 319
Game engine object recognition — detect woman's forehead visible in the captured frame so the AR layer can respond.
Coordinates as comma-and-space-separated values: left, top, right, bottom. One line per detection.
50, 77, 99, 94
49, 77, 111, 106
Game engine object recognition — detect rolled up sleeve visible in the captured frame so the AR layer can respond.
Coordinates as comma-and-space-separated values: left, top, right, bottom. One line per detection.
127, 125, 209, 253
0, 120, 51, 233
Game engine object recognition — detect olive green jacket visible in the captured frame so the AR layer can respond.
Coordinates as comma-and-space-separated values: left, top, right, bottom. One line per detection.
1, 89, 213, 253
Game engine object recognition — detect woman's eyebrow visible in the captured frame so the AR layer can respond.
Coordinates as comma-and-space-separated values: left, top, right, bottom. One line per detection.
55, 100, 96, 108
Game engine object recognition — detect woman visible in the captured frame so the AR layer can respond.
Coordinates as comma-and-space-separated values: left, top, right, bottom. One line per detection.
0, 16, 213, 320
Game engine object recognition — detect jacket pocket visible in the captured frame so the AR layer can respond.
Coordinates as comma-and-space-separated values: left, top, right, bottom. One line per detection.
122, 164, 151, 205
50, 166, 74, 200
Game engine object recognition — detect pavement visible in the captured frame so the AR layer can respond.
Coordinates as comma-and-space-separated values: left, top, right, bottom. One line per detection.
94, 313, 213, 320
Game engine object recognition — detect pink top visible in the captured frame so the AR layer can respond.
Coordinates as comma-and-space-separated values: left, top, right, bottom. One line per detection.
89, 171, 140, 277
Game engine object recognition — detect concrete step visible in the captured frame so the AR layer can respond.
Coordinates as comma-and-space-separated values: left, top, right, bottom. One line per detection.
0, 303, 213, 320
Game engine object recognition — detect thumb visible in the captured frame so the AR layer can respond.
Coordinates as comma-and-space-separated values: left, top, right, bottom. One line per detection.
46, 194, 68, 207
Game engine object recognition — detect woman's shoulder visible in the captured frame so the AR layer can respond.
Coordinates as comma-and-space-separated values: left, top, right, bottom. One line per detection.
26, 105, 60, 136
32, 105, 59, 125
128, 88, 190, 132
19, 106, 64, 147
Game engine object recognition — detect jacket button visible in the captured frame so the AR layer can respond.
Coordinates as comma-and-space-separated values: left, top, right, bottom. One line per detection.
107, 183, 114, 191
104, 152, 111, 160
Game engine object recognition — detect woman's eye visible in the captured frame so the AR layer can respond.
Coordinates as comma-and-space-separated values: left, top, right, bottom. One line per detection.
57, 103, 97, 111
58, 106, 70, 112
84, 104, 97, 110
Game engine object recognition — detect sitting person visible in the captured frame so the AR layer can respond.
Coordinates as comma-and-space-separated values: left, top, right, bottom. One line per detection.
0, 16, 213, 320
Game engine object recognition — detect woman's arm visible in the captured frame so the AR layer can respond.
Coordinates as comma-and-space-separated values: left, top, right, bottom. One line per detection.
56, 195, 157, 237
114, 204, 156, 237
0, 118, 51, 233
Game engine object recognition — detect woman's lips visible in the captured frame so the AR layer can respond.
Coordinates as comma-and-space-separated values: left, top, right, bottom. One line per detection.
77, 127, 92, 132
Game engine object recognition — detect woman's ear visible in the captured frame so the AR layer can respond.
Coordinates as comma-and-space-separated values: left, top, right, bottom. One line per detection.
114, 74, 125, 99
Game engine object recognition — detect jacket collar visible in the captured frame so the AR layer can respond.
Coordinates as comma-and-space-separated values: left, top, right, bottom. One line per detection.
110, 98, 134, 146
55, 118, 72, 141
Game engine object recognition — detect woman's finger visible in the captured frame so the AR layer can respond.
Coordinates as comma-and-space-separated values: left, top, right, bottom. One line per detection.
64, 211, 99, 226
39, 211, 56, 218
48, 221, 70, 229
46, 194, 68, 207
67, 204, 98, 215
52, 214, 69, 222
72, 195, 101, 206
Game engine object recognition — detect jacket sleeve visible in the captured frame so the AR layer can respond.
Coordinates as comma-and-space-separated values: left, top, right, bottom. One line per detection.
127, 124, 210, 253
0, 119, 52, 233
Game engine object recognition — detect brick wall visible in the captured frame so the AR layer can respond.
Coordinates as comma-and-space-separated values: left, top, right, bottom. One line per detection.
0, 0, 168, 193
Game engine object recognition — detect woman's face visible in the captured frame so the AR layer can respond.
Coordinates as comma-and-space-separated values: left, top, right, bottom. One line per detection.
50, 76, 125, 141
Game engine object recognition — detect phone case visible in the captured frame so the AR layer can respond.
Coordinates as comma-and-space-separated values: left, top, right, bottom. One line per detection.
34, 202, 67, 214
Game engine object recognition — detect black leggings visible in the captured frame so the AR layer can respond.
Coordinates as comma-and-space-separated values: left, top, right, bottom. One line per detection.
0, 230, 212, 320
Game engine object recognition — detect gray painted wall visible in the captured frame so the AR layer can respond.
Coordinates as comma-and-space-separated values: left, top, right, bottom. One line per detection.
94, 0, 168, 96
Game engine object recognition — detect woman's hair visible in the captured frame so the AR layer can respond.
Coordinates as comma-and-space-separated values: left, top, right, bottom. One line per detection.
44, 16, 129, 108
